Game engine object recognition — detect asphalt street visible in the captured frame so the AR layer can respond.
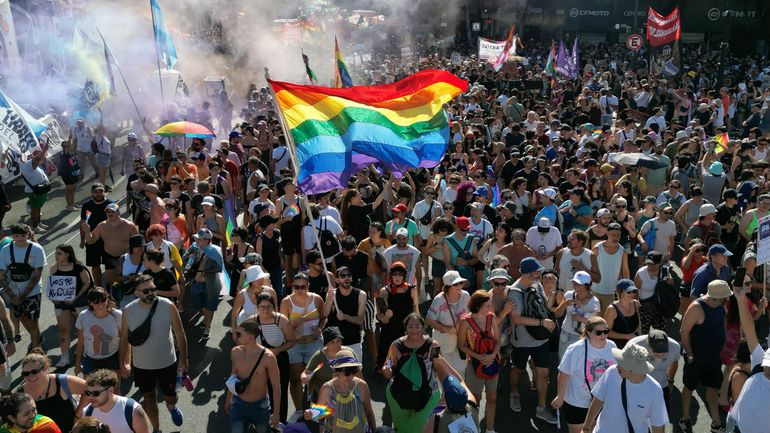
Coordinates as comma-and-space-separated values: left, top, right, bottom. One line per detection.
0, 142, 717, 433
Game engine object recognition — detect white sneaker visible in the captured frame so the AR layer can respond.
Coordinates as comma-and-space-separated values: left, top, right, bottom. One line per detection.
54, 356, 70, 368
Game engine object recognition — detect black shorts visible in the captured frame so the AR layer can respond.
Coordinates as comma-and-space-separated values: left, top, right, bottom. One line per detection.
85, 240, 105, 267
133, 361, 178, 397
102, 252, 121, 270
82, 352, 120, 375
10, 294, 41, 320
563, 401, 588, 425
682, 359, 723, 390
512, 341, 550, 370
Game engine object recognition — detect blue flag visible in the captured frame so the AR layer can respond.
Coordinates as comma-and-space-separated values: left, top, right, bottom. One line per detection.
150, 0, 177, 70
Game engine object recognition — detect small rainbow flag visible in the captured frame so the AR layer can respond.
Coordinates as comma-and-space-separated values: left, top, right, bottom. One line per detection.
308, 404, 334, 421
334, 36, 353, 88
24, 415, 62, 433
85, 210, 92, 223
714, 132, 729, 154
284, 203, 301, 218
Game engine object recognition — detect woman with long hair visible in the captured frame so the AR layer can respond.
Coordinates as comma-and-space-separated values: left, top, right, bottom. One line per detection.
478, 222, 512, 290
339, 184, 389, 244
163, 198, 189, 252
453, 181, 476, 218
424, 218, 452, 296
74, 288, 121, 378
551, 317, 617, 433
49, 244, 93, 368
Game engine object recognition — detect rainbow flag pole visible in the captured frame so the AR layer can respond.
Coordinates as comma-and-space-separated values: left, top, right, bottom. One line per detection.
334, 36, 353, 88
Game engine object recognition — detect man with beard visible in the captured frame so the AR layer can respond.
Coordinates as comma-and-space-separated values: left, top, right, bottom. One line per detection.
83, 369, 152, 433
81, 203, 139, 285
120, 274, 187, 432
383, 228, 422, 290
587, 208, 611, 249
80, 184, 114, 286
0, 392, 61, 433
323, 266, 367, 360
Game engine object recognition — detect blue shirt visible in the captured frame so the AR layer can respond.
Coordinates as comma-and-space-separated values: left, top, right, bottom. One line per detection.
534, 204, 558, 227
690, 262, 732, 298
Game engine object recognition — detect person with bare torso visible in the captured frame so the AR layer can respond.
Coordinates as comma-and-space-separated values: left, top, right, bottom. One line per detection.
81, 203, 138, 284
143, 184, 166, 226
225, 318, 281, 433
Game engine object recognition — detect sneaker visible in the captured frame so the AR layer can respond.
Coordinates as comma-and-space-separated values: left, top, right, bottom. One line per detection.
711, 424, 726, 433
678, 419, 693, 433
168, 406, 183, 426
33, 226, 46, 234
54, 357, 70, 368
105, 185, 113, 192
509, 393, 521, 412
535, 407, 557, 425
38, 223, 49, 229
201, 328, 210, 341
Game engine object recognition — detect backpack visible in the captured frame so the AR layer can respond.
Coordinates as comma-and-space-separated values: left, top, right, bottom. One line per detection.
85, 397, 138, 432
692, 220, 719, 248
512, 285, 557, 341
652, 266, 680, 319
466, 313, 500, 379
315, 217, 341, 258
636, 220, 657, 257
390, 339, 434, 411
445, 236, 475, 286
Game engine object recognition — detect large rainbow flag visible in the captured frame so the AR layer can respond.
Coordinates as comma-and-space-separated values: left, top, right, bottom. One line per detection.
269, 69, 467, 193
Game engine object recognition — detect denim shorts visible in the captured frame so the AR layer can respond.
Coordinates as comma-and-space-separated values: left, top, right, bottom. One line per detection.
230, 395, 270, 433
287, 337, 323, 365
190, 281, 219, 311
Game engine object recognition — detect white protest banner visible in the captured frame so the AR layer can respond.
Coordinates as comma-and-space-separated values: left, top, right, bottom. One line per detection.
478, 37, 506, 60
47, 275, 77, 302
757, 215, 770, 266
450, 51, 462, 65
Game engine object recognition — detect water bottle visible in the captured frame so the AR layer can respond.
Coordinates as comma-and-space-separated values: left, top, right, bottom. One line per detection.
176, 368, 183, 390
182, 374, 194, 391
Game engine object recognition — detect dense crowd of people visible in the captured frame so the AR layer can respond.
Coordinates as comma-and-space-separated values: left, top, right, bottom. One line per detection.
0, 36, 767, 433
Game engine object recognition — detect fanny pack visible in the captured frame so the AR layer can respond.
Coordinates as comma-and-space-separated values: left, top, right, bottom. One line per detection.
127, 300, 159, 346
8, 244, 33, 282
20, 172, 51, 196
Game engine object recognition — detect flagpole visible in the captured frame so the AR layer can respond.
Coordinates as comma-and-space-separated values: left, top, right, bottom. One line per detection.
150, 0, 165, 112
95, 27, 145, 126
264, 67, 335, 291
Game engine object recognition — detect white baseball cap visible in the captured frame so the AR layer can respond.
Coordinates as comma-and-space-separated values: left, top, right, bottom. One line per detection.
572, 271, 592, 286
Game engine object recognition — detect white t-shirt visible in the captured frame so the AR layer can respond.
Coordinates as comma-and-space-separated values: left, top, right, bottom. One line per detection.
468, 217, 493, 248
248, 198, 276, 218
20, 161, 49, 194
628, 335, 681, 387
591, 365, 669, 433
730, 345, 770, 433
272, 146, 291, 176
0, 242, 46, 296
412, 200, 444, 240
383, 244, 421, 286
560, 291, 601, 336
599, 95, 619, 115
72, 125, 94, 153
319, 206, 342, 226
525, 226, 562, 269
559, 338, 617, 407
615, 129, 637, 146
302, 216, 343, 260
75, 310, 123, 359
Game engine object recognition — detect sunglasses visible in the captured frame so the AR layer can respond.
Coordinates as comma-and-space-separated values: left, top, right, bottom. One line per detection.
616, 205, 626, 208
669, 185, 679, 189
444, 206, 454, 210
663, 211, 673, 215
84, 387, 109, 397
592, 329, 610, 336
391, 272, 406, 277
21, 368, 42, 377
338, 273, 352, 278
492, 281, 508, 287
293, 284, 308, 290
137, 288, 155, 295
334, 366, 358, 376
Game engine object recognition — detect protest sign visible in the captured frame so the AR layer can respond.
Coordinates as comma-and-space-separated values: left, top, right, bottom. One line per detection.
47, 275, 77, 302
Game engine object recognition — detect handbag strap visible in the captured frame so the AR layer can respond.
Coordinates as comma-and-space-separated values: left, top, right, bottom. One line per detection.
621, 378, 635, 433
444, 296, 457, 328
146, 299, 160, 321
583, 339, 592, 391
243, 348, 266, 383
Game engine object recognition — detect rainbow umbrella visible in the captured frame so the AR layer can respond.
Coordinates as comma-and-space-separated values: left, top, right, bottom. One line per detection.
154, 121, 215, 138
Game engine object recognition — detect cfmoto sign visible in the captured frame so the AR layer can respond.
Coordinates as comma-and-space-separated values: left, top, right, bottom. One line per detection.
707, 8, 720, 21
569, 8, 610, 18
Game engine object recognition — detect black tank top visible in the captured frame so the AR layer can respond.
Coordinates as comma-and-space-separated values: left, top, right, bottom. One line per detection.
51, 263, 91, 308
308, 272, 329, 299
692, 298, 726, 362
32, 374, 76, 433
588, 227, 608, 248
326, 288, 363, 345
610, 303, 639, 349
259, 230, 281, 270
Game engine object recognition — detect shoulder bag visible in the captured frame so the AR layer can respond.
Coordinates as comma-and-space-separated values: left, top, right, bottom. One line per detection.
234, 349, 266, 394
127, 300, 159, 346
621, 378, 635, 433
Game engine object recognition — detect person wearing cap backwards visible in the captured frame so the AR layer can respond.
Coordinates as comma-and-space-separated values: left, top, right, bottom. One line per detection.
303, 348, 376, 433
385, 203, 419, 247
582, 343, 668, 433
81, 203, 139, 286
507, 257, 558, 424
186, 228, 224, 341
80, 183, 114, 286
690, 244, 733, 299
628, 329, 680, 417
195, 196, 226, 247
684, 203, 722, 248
323, 266, 367, 362
679, 279, 732, 433
726, 280, 770, 433
526, 217, 562, 270
533, 187, 560, 229
120, 132, 146, 178
120, 273, 188, 432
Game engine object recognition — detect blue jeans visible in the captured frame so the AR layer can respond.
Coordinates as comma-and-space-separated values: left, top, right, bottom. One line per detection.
230, 395, 270, 433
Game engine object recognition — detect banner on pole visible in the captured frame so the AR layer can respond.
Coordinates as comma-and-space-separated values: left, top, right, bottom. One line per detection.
478, 37, 506, 60
647, 7, 681, 77
757, 215, 770, 266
